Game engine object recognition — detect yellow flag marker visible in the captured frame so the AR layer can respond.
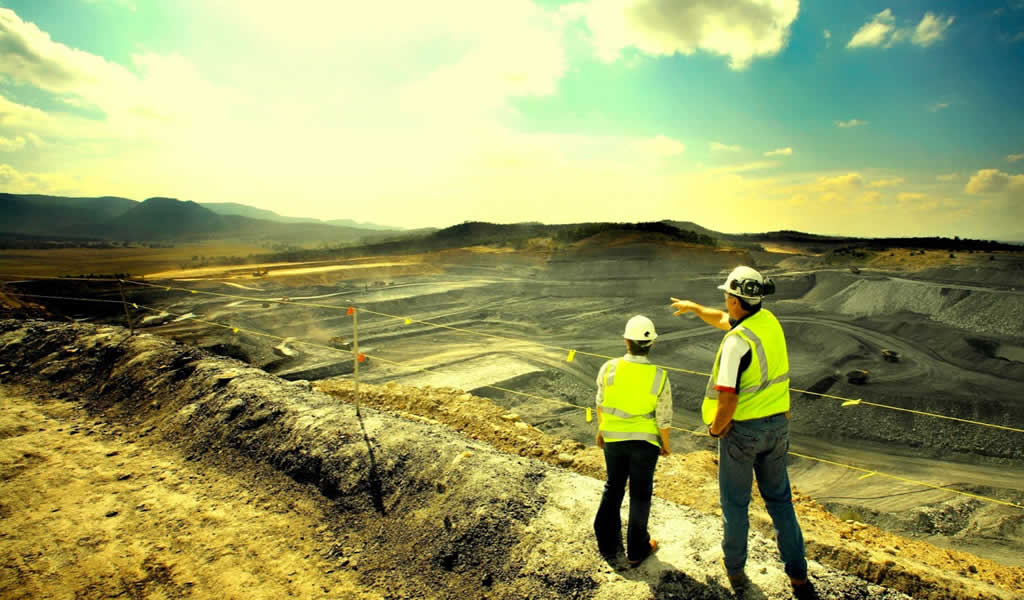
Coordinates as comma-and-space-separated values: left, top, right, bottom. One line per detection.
567, 349, 576, 362
132, 303, 138, 309
232, 327, 239, 334
842, 399, 862, 407
165, 287, 171, 292
190, 290, 197, 294
586, 407, 592, 422
404, 318, 412, 325
858, 472, 876, 480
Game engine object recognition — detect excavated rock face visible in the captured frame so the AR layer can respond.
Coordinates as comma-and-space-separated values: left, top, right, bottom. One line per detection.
0, 319, 1003, 600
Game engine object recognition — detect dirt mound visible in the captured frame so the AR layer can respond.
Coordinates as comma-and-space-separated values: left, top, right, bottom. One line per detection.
788, 273, 1024, 337
1, 319, 1021, 599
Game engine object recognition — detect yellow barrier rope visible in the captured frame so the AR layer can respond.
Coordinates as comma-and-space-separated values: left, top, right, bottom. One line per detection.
114, 279, 1024, 434
788, 452, 1024, 510
4, 290, 1022, 511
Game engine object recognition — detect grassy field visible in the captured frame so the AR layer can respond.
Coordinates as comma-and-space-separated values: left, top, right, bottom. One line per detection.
0, 242, 274, 279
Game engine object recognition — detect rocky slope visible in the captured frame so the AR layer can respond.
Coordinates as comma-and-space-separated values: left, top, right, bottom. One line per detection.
1, 319, 1021, 599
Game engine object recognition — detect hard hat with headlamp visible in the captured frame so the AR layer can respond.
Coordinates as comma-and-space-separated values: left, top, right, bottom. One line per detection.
717, 266, 776, 301
623, 315, 658, 343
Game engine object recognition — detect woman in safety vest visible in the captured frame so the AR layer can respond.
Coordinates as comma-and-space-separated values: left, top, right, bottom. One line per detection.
593, 315, 673, 567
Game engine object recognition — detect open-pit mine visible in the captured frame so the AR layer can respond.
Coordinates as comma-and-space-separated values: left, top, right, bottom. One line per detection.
2, 242, 1023, 600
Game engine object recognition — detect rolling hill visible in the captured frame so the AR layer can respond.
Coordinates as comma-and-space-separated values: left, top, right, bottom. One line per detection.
0, 194, 406, 244
201, 202, 401, 231
0, 193, 137, 236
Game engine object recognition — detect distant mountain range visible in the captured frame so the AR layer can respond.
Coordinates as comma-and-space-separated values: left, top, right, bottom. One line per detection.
200, 202, 399, 231
0, 193, 406, 243
1, 193, 1018, 252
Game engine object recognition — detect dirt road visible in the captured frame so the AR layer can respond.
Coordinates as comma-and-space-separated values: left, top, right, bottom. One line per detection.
0, 386, 380, 600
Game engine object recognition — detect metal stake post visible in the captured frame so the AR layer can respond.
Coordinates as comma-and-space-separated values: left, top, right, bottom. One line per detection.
353, 307, 360, 416
118, 280, 134, 336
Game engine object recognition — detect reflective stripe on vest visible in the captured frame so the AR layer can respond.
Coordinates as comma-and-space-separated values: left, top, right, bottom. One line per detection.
600, 359, 664, 447
702, 309, 790, 424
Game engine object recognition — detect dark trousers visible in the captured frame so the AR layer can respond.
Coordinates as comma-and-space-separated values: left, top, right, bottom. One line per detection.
593, 440, 660, 561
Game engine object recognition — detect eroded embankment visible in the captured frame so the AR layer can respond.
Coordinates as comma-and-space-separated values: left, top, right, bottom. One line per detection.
0, 319, 1017, 600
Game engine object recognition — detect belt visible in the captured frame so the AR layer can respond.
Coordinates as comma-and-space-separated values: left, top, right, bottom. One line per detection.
735, 411, 790, 423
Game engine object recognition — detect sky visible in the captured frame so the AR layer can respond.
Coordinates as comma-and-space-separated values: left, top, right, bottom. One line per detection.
0, 0, 1022, 238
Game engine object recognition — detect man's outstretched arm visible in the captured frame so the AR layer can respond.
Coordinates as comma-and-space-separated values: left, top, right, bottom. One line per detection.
670, 298, 730, 331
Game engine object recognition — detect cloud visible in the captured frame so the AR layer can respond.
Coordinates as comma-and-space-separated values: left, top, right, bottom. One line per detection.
897, 192, 925, 202
0, 8, 235, 129
0, 8, 129, 101
0, 94, 51, 126
936, 173, 958, 182
1008, 153, 1024, 162
912, 12, 955, 47
965, 169, 1024, 195
570, 0, 801, 70
927, 102, 950, 112
847, 9, 953, 49
0, 135, 26, 152
708, 160, 778, 174
869, 177, 905, 188
634, 134, 686, 157
818, 173, 864, 191
710, 141, 743, 152
395, 3, 569, 121
847, 9, 896, 48
764, 147, 792, 157
836, 119, 867, 128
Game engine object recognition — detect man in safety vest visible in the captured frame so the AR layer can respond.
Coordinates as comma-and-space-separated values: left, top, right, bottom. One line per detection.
671, 266, 814, 599
593, 315, 673, 567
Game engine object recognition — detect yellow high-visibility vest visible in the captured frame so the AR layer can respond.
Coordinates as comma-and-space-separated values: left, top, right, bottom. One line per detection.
702, 309, 790, 424
600, 359, 666, 448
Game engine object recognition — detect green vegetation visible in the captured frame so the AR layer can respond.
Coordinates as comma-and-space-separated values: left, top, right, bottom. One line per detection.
552, 221, 717, 245
266, 220, 717, 263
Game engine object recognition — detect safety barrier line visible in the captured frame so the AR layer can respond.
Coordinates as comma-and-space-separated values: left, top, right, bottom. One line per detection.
122, 279, 1024, 433
788, 452, 1024, 510
0, 274, 128, 283
0, 292, 127, 305
3, 289, 1021, 511
857, 401, 1024, 434
7, 277, 1024, 434
122, 279, 714, 375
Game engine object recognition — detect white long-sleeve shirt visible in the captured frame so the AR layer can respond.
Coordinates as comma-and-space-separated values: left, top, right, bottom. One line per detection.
595, 353, 673, 429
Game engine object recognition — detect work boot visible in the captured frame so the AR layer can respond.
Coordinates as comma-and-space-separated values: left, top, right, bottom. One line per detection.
790, 577, 818, 600
628, 539, 658, 568
724, 562, 751, 591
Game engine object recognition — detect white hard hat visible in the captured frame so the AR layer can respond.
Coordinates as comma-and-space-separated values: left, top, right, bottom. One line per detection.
623, 315, 658, 342
717, 266, 769, 301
